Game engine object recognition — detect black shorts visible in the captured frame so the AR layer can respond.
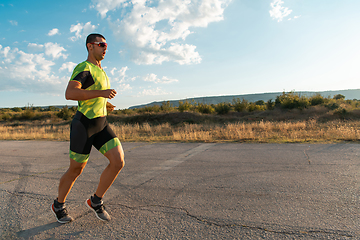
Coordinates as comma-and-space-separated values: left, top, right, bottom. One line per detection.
69, 111, 120, 163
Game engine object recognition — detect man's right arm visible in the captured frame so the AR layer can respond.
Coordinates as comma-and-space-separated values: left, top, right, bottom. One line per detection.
65, 81, 117, 101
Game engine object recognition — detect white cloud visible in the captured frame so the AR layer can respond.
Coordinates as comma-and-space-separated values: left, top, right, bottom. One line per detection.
60, 62, 77, 72
109, 66, 134, 91
91, 0, 127, 19
110, 66, 129, 83
0, 45, 68, 93
27, 43, 44, 52
44, 42, 68, 59
9, 20, 18, 26
70, 22, 97, 41
48, 28, 60, 36
1, 46, 11, 58
269, 0, 292, 22
91, 0, 231, 65
119, 83, 132, 92
144, 73, 178, 84
137, 87, 171, 96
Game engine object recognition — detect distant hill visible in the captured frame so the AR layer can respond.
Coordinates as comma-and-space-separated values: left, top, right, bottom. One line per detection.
128, 89, 360, 109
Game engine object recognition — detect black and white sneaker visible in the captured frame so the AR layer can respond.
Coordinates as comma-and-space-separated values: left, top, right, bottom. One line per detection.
85, 197, 111, 221
51, 201, 74, 224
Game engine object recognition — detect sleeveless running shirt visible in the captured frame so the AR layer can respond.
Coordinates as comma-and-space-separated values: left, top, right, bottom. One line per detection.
69, 61, 110, 119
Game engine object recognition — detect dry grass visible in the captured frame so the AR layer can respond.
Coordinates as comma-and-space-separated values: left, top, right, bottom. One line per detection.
2, 119, 359, 143
0, 124, 70, 141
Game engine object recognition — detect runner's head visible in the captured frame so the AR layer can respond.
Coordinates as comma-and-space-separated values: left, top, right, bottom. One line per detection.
86, 33, 106, 52
86, 33, 107, 61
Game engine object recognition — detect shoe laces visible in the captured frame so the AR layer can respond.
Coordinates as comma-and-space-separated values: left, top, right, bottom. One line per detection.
93, 203, 106, 213
56, 207, 69, 218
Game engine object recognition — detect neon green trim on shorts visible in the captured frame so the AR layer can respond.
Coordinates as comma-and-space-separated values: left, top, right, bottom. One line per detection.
69, 150, 90, 163
99, 138, 121, 155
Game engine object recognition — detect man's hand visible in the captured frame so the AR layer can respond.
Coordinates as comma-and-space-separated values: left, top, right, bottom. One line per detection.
106, 102, 116, 112
103, 89, 117, 99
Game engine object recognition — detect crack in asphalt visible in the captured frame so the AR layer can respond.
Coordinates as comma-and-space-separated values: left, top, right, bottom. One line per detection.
110, 203, 356, 238
303, 149, 311, 165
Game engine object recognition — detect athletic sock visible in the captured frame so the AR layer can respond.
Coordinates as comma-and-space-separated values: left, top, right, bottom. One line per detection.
92, 194, 102, 204
54, 199, 65, 209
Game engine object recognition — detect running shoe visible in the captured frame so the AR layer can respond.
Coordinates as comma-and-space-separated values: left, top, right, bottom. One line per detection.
85, 197, 111, 221
51, 202, 74, 224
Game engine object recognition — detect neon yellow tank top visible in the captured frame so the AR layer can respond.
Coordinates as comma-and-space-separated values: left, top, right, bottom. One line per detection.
69, 61, 110, 119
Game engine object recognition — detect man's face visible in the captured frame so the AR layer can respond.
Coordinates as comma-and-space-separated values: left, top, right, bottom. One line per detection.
90, 37, 107, 61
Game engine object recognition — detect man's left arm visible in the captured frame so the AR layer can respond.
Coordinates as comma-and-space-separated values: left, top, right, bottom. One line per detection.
106, 102, 115, 112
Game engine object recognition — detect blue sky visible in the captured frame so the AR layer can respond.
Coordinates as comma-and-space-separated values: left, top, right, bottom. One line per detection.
1, 0, 360, 109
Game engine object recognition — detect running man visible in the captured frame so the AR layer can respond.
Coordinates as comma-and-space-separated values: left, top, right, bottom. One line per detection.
51, 33, 125, 223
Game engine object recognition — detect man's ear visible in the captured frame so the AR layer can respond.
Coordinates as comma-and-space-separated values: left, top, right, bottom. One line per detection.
86, 43, 92, 51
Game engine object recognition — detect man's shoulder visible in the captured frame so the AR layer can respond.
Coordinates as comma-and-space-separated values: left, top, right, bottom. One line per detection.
74, 61, 91, 72
70, 61, 91, 81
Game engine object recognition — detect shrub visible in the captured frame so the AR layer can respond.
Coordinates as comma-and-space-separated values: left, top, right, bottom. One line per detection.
1, 113, 12, 121
255, 100, 265, 106
113, 109, 134, 115
137, 105, 160, 113
70, 106, 77, 112
197, 103, 215, 114
178, 100, 195, 112
275, 92, 309, 110
247, 103, 266, 112
325, 99, 340, 110
47, 106, 56, 111
57, 106, 75, 120
233, 98, 248, 112
160, 101, 173, 112
20, 109, 36, 120
215, 103, 231, 114
266, 99, 275, 110
309, 94, 326, 106
12, 107, 22, 112
333, 94, 345, 100
333, 107, 348, 119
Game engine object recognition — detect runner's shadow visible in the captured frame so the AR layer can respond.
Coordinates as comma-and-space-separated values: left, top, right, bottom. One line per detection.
16, 222, 83, 239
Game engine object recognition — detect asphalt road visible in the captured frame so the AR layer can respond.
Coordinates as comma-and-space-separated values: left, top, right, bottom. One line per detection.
0, 141, 359, 239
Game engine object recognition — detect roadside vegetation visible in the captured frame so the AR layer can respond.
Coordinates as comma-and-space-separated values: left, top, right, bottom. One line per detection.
1, 92, 360, 143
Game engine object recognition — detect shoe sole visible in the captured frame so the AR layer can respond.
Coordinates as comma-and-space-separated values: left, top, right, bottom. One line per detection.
51, 204, 72, 224
85, 199, 110, 221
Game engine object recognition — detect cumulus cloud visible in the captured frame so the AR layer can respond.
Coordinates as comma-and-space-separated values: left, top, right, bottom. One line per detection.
44, 42, 68, 59
60, 62, 77, 72
27, 43, 44, 52
70, 22, 97, 41
110, 66, 129, 82
0, 45, 68, 93
109, 66, 135, 91
144, 73, 178, 84
91, 0, 231, 65
48, 28, 60, 36
269, 0, 292, 22
91, 0, 127, 19
119, 83, 132, 92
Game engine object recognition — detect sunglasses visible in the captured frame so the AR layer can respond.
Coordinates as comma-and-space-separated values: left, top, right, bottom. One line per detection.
90, 42, 108, 47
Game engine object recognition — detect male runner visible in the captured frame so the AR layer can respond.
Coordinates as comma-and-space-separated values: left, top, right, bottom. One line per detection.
51, 33, 125, 223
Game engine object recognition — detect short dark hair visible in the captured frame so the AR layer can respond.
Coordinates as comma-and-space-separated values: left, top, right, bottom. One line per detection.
86, 33, 106, 51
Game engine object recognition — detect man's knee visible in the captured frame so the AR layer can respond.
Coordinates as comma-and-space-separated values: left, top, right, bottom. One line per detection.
104, 145, 125, 170
68, 159, 87, 178
112, 155, 125, 171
